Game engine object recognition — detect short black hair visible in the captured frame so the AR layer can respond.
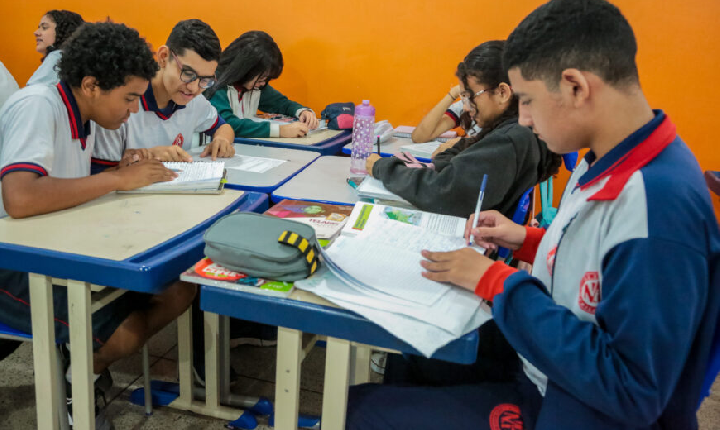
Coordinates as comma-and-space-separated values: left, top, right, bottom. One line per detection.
205, 31, 283, 98
58, 22, 158, 91
45, 9, 84, 55
504, 0, 639, 89
166, 19, 221, 63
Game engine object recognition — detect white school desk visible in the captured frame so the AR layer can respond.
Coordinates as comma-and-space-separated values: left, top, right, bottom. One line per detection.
342, 136, 434, 162
234, 130, 352, 156
198, 285, 480, 430
0, 190, 268, 430
189, 144, 319, 194
271, 156, 359, 205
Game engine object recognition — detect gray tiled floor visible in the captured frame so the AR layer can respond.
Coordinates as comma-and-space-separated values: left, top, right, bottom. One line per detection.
0, 321, 718, 429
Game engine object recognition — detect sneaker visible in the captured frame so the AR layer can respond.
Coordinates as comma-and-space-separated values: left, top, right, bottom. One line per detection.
60, 345, 115, 430
370, 352, 387, 375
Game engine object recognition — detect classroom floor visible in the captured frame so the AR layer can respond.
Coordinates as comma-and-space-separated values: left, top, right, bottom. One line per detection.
0, 321, 718, 429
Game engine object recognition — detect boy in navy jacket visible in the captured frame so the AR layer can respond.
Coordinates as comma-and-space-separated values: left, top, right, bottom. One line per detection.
346, 1, 720, 429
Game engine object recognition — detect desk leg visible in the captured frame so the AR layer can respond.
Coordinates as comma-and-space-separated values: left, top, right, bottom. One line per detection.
274, 327, 302, 430
29, 273, 60, 430
322, 337, 351, 430
350, 345, 371, 385
175, 307, 194, 408
67, 280, 95, 430
204, 311, 221, 409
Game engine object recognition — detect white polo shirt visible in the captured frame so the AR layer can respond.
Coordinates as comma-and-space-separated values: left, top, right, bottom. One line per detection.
445, 100, 481, 137
0, 82, 95, 217
92, 84, 224, 166
26, 50, 62, 87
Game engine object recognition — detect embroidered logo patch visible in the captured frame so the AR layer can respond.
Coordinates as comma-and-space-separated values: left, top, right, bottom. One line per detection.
546, 245, 557, 276
172, 133, 184, 146
489, 404, 524, 430
579, 271, 601, 314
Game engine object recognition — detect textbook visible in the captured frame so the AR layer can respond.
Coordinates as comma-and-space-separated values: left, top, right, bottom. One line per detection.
322, 202, 481, 306
120, 161, 226, 194
398, 140, 443, 159
393, 125, 457, 142
265, 199, 354, 239
355, 177, 410, 205
180, 257, 294, 298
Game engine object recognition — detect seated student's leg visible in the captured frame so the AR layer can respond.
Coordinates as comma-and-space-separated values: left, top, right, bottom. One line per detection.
347, 373, 542, 430
384, 321, 519, 386
92, 281, 196, 373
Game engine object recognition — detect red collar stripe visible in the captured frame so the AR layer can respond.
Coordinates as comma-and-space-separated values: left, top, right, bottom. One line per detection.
141, 95, 149, 112
56, 83, 79, 139
584, 116, 677, 201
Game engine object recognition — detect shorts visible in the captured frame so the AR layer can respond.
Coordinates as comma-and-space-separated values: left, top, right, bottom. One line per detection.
0, 269, 153, 351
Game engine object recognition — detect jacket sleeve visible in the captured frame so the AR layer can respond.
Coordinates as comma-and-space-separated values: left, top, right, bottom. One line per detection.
491, 237, 707, 426
431, 139, 465, 171
258, 85, 306, 118
209, 89, 271, 138
372, 132, 519, 217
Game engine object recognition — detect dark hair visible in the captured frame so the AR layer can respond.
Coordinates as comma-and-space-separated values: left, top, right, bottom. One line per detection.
44, 9, 84, 57
205, 31, 283, 98
166, 19, 221, 63
455, 41, 519, 143
58, 22, 159, 91
504, 0, 639, 89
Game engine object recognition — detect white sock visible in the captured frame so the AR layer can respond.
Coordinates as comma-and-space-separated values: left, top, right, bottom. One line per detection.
65, 365, 101, 385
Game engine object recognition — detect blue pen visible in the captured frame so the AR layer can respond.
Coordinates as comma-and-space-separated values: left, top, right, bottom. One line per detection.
468, 174, 489, 246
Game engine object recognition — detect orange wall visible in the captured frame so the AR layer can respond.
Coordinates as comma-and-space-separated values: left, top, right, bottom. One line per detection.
1, 0, 719, 216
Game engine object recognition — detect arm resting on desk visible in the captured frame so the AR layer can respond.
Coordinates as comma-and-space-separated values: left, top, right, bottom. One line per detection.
1, 162, 176, 218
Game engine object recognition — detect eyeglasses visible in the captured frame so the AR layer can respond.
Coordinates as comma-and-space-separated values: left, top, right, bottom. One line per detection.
461, 89, 490, 106
170, 50, 217, 89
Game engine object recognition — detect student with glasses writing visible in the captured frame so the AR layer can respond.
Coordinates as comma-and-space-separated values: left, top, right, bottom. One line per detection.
92, 19, 235, 171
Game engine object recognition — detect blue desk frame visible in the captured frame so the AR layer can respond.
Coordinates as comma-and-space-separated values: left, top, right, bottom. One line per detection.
0, 191, 268, 430
200, 284, 479, 430
234, 130, 352, 157
341, 144, 432, 163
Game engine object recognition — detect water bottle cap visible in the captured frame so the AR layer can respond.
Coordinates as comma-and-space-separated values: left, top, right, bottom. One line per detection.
356, 100, 375, 116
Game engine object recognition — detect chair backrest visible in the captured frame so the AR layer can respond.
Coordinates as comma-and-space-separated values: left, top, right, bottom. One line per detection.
0, 321, 32, 341
498, 187, 533, 259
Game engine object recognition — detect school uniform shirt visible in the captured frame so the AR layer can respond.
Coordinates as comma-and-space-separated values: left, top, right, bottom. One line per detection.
0, 60, 19, 110
372, 118, 554, 219
92, 84, 225, 167
482, 111, 720, 429
0, 81, 95, 218
445, 100, 481, 137
26, 49, 62, 86
209, 84, 311, 138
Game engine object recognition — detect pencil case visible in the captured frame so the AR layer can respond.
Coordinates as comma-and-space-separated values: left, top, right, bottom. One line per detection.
204, 212, 320, 281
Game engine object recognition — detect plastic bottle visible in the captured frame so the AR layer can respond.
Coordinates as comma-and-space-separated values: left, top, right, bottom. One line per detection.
349, 100, 376, 175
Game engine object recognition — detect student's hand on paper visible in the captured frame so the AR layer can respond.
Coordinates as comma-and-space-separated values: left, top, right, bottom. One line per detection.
420, 248, 494, 291
448, 85, 462, 100
148, 146, 193, 162
298, 110, 319, 130
280, 122, 309, 138
201, 137, 235, 160
431, 137, 461, 159
114, 160, 177, 191
465, 210, 526, 251
119, 148, 152, 167
365, 153, 381, 177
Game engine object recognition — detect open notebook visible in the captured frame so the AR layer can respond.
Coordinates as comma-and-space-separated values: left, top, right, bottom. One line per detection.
119, 161, 226, 194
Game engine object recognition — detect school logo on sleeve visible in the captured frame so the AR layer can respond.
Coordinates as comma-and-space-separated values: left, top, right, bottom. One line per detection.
579, 271, 601, 314
172, 133, 184, 146
489, 404, 524, 430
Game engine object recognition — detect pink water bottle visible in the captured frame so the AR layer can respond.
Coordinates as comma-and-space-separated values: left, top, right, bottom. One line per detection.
350, 100, 376, 175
